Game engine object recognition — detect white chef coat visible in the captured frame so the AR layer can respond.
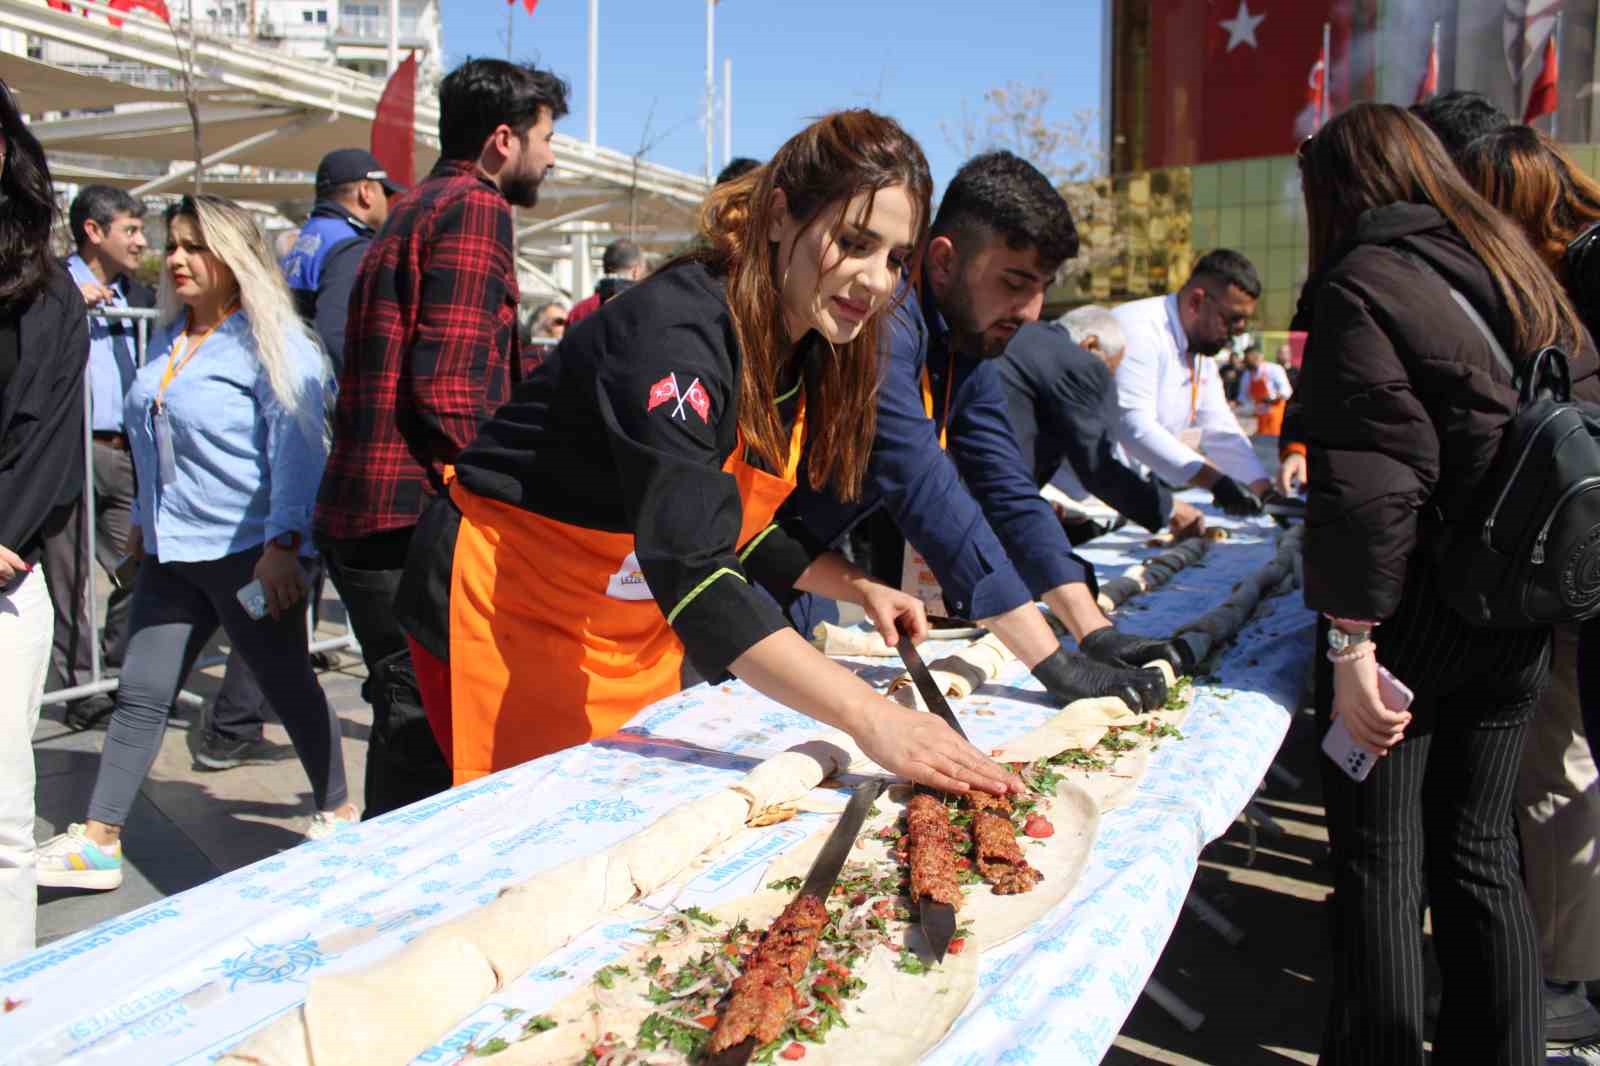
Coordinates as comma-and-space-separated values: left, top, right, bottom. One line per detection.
1238, 361, 1293, 414
1110, 293, 1268, 487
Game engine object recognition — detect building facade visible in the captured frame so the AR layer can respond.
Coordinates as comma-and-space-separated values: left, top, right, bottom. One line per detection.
1061, 0, 1600, 332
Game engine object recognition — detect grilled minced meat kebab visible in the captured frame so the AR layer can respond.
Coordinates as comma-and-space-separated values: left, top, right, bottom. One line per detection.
905, 793, 964, 909
707, 895, 830, 1053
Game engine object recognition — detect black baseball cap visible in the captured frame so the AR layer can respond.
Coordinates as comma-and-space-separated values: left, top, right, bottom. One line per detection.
315, 148, 406, 195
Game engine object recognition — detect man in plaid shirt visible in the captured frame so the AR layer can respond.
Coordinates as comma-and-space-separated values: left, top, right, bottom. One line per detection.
315, 58, 569, 817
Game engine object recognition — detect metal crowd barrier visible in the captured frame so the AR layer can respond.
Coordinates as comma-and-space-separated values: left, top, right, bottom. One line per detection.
38, 306, 361, 710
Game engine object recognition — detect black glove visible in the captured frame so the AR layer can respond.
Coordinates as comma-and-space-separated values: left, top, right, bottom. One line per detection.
1031, 647, 1168, 713
1212, 475, 1264, 516
1078, 626, 1194, 675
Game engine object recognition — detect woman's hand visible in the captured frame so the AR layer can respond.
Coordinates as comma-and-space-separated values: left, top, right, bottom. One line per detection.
858, 581, 928, 647
253, 543, 308, 620
855, 697, 1023, 795
1331, 653, 1410, 755
124, 526, 146, 561
1276, 452, 1307, 497
0, 544, 27, 586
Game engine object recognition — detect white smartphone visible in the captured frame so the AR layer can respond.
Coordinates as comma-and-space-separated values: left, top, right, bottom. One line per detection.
1322, 665, 1415, 783
236, 578, 269, 621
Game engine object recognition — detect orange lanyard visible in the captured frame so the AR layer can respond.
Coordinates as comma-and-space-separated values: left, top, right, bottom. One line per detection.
156, 305, 238, 411
1187, 353, 1204, 427
919, 351, 957, 451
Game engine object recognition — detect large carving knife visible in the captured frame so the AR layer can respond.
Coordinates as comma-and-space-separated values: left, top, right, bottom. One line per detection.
704, 776, 887, 1066
894, 621, 963, 963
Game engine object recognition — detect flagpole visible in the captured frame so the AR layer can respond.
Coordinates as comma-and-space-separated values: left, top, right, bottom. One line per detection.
387, 0, 399, 74
1553, 11, 1562, 140
506, 1, 513, 59
1440, 19, 1452, 92
587, 0, 598, 145
705, 0, 715, 182
1320, 21, 1331, 128
723, 57, 732, 167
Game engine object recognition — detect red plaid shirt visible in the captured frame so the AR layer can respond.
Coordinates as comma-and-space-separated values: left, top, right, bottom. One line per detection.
315, 158, 523, 541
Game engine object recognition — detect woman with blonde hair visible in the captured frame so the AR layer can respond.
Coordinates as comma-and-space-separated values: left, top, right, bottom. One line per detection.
399, 110, 1018, 795
37, 195, 355, 892
1297, 103, 1600, 1063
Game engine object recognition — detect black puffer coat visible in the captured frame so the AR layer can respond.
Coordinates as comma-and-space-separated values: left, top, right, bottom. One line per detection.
1300, 202, 1600, 621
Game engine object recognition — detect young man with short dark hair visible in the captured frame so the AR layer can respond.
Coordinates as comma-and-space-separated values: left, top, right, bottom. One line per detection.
46, 185, 153, 727
315, 58, 570, 817
783, 152, 1185, 712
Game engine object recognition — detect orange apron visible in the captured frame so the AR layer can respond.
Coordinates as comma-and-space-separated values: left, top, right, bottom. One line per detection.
445, 400, 806, 784
1250, 370, 1287, 437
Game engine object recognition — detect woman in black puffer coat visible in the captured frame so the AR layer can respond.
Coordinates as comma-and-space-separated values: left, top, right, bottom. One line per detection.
1296, 103, 1600, 1065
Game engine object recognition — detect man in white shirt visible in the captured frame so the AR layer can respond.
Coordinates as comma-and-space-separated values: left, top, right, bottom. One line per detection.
1111, 249, 1273, 515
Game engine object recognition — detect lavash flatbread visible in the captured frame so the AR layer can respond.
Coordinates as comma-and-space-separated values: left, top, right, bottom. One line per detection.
219, 741, 856, 1066
483, 890, 978, 1065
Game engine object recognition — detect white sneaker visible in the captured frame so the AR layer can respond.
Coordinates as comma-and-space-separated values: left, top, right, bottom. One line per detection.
36, 824, 124, 891
305, 809, 359, 841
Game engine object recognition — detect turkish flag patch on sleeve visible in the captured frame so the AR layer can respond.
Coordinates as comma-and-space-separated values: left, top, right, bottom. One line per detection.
646, 373, 711, 423
647, 374, 678, 413
683, 379, 711, 423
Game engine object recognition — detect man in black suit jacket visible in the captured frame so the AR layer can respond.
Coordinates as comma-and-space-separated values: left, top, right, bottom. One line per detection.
48, 186, 155, 726
998, 308, 1205, 543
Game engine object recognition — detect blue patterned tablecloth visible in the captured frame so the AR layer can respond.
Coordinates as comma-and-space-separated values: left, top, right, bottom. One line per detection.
1, 506, 1313, 1066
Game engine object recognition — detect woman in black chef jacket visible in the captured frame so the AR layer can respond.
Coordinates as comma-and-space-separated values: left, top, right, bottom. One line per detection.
399, 109, 1019, 796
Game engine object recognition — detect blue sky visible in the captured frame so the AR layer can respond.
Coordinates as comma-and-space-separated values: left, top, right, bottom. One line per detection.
437, 0, 1107, 192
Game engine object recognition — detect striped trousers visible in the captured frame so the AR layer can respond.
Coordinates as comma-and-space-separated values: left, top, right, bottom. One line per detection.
1315, 566, 1550, 1065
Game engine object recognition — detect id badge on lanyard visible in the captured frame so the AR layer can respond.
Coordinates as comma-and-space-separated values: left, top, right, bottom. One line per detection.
152, 403, 178, 486
1178, 354, 1204, 450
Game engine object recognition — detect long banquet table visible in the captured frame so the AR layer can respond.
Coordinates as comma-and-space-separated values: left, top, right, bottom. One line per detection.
1, 504, 1314, 1066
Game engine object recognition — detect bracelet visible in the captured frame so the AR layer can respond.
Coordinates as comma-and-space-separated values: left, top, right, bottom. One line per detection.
1326, 641, 1376, 665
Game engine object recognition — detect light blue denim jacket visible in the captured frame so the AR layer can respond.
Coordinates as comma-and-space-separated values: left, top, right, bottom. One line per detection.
125, 310, 330, 561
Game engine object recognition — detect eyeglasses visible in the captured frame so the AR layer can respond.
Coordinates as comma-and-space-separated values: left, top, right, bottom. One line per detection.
1296, 134, 1316, 167
548, 316, 567, 327
1202, 288, 1253, 333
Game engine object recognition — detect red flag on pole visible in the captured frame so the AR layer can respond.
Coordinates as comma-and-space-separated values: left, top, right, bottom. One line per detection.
106, 0, 169, 26
1524, 34, 1559, 123
1305, 55, 1325, 133
507, 0, 538, 14
1414, 36, 1438, 104
371, 51, 418, 189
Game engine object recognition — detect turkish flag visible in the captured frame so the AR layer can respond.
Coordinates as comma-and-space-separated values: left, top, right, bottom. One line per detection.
507, 0, 538, 14
684, 379, 711, 423
1524, 34, 1558, 123
1306, 56, 1325, 132
1145, 0, 1375, 166
372, 52, 418, 189
647, 374, 678, 413
1415, 36, 1438, 104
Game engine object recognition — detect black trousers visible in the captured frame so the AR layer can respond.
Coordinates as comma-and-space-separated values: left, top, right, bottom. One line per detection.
319, 528, 451, 819
1580, 618, 1600, 767
1316, 569, 1550, 1065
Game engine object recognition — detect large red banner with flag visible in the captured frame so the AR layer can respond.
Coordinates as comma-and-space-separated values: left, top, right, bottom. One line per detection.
1143, 0, 1375, 167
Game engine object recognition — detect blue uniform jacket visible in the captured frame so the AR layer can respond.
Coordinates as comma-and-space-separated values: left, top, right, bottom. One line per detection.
779, 280, 1091, 620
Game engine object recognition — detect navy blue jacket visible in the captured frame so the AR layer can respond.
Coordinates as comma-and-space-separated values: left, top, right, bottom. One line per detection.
998, 321, 1171, 532
281, 202, 373, 375
779, 281, 1091, 620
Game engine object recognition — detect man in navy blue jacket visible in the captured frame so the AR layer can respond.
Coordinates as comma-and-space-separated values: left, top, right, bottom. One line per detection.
781, 153, 1187, 711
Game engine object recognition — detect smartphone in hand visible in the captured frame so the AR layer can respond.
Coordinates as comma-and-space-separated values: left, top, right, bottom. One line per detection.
236, 579, 269, 621
1323, 665, 1415, 783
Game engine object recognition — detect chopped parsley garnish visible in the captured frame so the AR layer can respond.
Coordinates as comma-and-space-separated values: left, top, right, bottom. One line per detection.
895, 948, 930, 974
500, 1008, 523, 1021
471, 1037, 510, 1056
520, 1014, 557, 1036
680, 905, 719, 926
637, 1012, 712, 1057
766, 876, 803, 891
593, 963, 630, 989
644, 954, 664, 976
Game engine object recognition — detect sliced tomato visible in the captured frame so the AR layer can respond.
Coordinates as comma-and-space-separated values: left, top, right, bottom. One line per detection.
849, 892, 867, 906
723, 943, 740, 957
696, 1013, 719, 1029
1023, 814, 1055, 838
871, 899, 894, 917
947, 937, 967, 954
781, 1042, 807, 1060
954, 856, 971, 868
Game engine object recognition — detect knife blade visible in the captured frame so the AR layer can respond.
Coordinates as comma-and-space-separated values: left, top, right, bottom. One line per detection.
703, 778, 887, 1066
895, 624, 970, 740
894, 622, 964, 963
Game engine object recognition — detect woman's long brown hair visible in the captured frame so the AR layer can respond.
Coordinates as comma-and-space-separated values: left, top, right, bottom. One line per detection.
691, 110, 932, 502
1298, 103, 1584, 355
1460, 124, 1600, 282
